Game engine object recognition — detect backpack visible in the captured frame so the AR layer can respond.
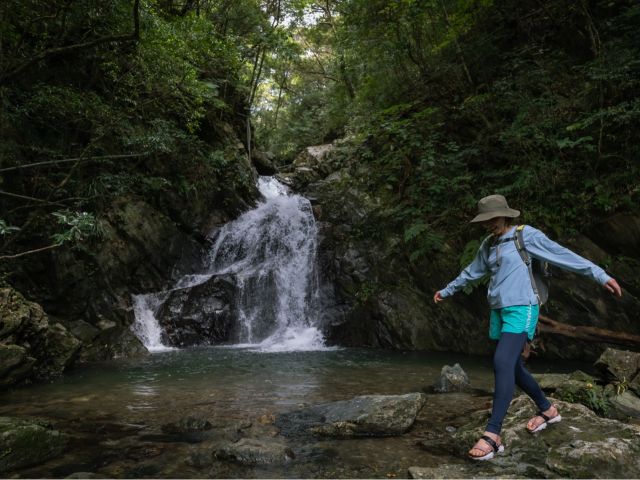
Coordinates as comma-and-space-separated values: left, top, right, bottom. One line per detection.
513, 225, 551, 306
482, 225, 551, 306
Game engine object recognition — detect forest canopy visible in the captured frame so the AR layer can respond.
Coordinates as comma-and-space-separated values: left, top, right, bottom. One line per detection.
1, 0, 638, 263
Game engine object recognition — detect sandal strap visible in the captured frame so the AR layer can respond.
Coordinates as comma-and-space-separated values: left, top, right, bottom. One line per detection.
536, 411, 550, 422
480, 435, 500, 452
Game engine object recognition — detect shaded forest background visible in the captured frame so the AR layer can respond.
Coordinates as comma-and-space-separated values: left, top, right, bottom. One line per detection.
1, 0, 639, 282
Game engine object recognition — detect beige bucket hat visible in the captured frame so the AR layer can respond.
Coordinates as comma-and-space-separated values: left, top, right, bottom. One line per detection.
470, 194, 520, 223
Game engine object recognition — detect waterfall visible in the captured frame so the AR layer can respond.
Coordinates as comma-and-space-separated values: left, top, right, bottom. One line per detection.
132, 176, 329, 352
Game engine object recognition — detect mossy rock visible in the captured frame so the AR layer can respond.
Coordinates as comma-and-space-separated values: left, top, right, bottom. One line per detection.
594, 348, 640, 384
0, 417, 69, 473
449, 396, 640, 478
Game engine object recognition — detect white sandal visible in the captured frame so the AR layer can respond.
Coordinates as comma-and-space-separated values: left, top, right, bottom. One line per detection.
468, 435, 505, 461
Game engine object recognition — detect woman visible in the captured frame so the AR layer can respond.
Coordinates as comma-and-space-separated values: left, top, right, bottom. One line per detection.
433, 194, 622, 461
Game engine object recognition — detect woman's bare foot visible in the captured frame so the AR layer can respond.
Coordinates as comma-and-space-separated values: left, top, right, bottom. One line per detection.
527, 404, 561, 432
468, 431, 502, 460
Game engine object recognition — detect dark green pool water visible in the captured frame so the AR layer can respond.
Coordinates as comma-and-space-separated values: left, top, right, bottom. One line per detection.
0, 347, 588, 478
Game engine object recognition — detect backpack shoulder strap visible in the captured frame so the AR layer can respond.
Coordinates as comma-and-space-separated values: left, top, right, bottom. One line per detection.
480, 234, 493, 260
513, 225, 540, 301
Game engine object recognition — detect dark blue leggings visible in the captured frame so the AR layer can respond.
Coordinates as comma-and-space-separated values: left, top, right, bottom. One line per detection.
486, 332, 551, 435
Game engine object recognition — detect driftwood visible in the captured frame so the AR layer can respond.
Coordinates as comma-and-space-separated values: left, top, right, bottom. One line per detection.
538, 314, 640, 349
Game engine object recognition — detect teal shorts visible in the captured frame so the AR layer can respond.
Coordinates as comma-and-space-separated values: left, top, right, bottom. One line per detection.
489, 304, 539, 341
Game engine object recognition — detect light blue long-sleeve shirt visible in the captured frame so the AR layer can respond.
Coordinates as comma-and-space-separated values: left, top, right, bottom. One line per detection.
440, 225, 611, 309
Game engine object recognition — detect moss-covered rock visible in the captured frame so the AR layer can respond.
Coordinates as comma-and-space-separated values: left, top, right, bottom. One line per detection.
594, 348, 640, 384
0, 288, 80, 386
446, 396, 640, 478
0, 417, 69, 473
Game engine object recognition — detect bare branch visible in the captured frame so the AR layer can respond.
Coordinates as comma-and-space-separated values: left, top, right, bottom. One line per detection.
0, 153, 148, 173
0, 243, 60, 261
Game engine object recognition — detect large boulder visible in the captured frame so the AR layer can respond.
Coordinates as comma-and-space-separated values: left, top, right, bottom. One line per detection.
439, 395, 640, 478
0, 288, 80, 386
594, 348, 640, 384
156, 275, 236, 347
276, 393, 426, 438
0, 417, 69, 473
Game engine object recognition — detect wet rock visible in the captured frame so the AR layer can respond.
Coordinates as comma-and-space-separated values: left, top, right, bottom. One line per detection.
215, 438, 294, 466
0, 417, 69, 473
81, 326, 148, 362
156, 275, 236, 347
0, 288, 81, 386
594, 348, 640, 384
607, 390, 640, 419
0, 344, 34, 386
448, 395, 640, 478
433, 363, 471, 393
161, 416, 213, 434
408, 465, 524, 479
532, 373, 570, 391
251, 149, 277, 175
65, 473, 103, 479
277, 393, 426, 438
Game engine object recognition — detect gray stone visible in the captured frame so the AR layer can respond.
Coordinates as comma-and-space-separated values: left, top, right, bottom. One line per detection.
0, 288, 81, 386
68, 320, 100, 343
608, 390, 640, 419
532, 373, 570, 391
0, 417, 69, 473
594, 348, 640, 384
277, 393, 426, 438
408, 465, 525, 479
434, 363, 471, 393
448, 395, 640, 478
215, 438, 294, 466
162, 416, 213, 434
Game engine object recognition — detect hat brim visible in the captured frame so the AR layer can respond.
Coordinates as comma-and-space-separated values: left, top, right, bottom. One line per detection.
470, 208, 520, 223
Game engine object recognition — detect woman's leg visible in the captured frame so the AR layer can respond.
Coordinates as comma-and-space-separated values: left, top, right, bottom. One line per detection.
486, 332, 528, 435
515, 355, 551, 412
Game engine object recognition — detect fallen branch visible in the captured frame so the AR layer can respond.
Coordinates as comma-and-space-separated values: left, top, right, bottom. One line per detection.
538, 314, 640, 349
0, 243, 60, 261
0, 153, 148, 173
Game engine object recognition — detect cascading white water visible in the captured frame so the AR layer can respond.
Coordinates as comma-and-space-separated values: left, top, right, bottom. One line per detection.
132, 176, 329, 352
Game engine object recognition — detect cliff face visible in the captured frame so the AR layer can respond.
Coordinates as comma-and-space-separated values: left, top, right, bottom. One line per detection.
280, 144, 640, 361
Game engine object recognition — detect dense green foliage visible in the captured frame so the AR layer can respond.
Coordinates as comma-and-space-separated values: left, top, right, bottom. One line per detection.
1, 0, 638, 267
0, 0, 273, 259
255, 0, 640, 261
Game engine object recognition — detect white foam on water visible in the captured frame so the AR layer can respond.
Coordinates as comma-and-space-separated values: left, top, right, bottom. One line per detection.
132, 175, 328, 353
131, 294, 176, 353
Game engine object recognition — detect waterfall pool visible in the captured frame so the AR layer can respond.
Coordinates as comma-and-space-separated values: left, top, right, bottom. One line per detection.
0, 347, 588, 478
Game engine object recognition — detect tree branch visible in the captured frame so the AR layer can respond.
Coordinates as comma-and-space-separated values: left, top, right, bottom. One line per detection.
538, 314, 640, 349
0, 243, 60, 261
0, 0, 140, 84
0, 153, 148, 173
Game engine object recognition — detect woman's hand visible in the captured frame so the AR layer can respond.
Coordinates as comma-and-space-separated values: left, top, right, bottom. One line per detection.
604, 278, 622, 297
433, 291, 444, 304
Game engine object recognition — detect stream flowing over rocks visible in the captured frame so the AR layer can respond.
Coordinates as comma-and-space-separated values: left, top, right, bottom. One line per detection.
131, 176, 332, 352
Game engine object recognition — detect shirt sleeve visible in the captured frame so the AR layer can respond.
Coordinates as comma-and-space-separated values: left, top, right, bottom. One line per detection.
440, 242, 489, 298
524, 226, 611, 285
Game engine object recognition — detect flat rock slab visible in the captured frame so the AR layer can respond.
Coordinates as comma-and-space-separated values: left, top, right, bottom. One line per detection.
276, 393, 426, 438
215, 438, 294, 466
